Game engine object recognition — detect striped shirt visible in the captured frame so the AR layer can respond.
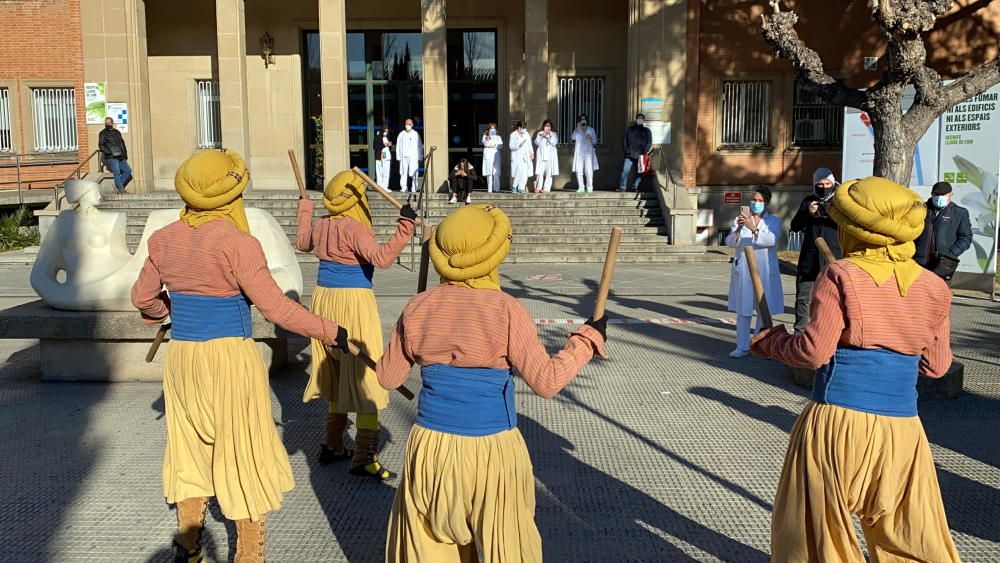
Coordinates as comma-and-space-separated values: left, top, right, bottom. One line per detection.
754, 261, 952, 376
296, 199, 416, 267
376, 284, 606, 398
130, 218, 338, 344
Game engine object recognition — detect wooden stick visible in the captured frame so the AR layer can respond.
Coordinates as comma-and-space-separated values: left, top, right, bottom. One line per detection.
336, 341, 414, 400
145, 323, 170, 363
593, 227, 623, 320
352, 167, 403, 210
815, 236, 837, 265
287, 149, 309, 199
417, 225, 434, 293
743, 246, 773, 328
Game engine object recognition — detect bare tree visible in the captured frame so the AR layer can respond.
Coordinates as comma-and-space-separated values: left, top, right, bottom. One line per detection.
762, 0, 1000, 184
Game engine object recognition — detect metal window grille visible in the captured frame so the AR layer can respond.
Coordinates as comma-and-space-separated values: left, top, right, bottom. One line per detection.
0, 88, 12, 152
719, 80, 771, 147
196, 80, 222, 149
557, 77, 605, 145
791, 79, 843, 148
32, 87, 78, 152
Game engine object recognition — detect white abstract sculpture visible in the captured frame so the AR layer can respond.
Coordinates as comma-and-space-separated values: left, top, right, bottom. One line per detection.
31, 179, 304, 311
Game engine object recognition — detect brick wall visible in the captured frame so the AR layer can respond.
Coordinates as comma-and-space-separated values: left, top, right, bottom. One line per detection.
0, 0, 87, 192
686, 0, 1000, 188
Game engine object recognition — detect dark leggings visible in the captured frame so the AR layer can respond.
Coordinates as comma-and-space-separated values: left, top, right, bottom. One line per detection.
450, 176, 471, 199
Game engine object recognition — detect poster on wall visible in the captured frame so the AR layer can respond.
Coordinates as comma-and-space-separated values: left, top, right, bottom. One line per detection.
106, 102, 128, 133
841, 86, 939, 187
640, 98, 671, 145
935, 82, 1000, 277
84, 83, 106, 124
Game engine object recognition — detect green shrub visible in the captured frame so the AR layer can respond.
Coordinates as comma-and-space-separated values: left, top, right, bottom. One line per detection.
0, 206, 40, 252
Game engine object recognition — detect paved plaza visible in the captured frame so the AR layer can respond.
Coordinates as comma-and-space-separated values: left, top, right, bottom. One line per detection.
0, 261, 997, 562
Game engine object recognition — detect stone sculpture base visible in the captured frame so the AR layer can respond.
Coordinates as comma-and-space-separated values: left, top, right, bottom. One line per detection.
0, 301, 290, 382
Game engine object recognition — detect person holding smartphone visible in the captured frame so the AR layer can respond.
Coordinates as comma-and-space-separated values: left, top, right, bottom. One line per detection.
571, 113, 599, 193
481, 123, 503, 193
726, 186, 782, 358
534, 119, 559, 194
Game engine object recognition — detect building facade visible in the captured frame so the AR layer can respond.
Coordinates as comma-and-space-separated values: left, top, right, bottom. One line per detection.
1, 0, 997, 214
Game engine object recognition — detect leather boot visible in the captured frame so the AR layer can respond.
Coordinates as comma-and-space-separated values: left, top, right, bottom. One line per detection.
318, 412, 352, 464
234, 516, 266, 563
349, 428, 396, 480
174, 496, 208, 563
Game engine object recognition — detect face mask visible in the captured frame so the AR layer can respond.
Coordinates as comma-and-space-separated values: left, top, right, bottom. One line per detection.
580, 120, 587, 126
636, 119, 644, 126
489, 129, 496, 135
932, 195, 949, 209
105, 124, 113, 129
405, 124, 413, 131
815, 185, 834, 200
750, 202, 765, 215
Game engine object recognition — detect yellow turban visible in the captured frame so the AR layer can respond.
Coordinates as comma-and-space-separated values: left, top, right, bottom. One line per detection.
323, 169, 373, 229
175, 148, 250, 233
827, 176, 927, 296
429, 204, 512, 290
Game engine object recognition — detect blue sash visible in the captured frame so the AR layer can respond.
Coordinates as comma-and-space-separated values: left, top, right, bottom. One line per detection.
812, 347, 920, 417
317, 260, 375, 289
416, 364, 517, 437
170, 293, 253, 342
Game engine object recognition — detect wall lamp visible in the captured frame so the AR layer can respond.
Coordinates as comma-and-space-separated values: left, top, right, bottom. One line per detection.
260, 33, 275, 68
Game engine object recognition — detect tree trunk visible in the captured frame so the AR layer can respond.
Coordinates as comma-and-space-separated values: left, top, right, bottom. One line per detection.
868, 86, 916, 185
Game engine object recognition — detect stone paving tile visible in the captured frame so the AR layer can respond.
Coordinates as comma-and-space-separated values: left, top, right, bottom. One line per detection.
0, 263, 997, 562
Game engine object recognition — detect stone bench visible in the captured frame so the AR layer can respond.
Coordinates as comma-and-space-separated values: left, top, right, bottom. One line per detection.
0, 300, 290, 381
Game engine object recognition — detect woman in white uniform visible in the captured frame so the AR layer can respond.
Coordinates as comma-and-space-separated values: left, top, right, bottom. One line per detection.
726, 185, 782, 358
534, 119, 559, 194
509, 121, 533, 194
395, 118, 423, 193
571, 113, 599, 193
375, 125, 393, 188
481, 123, 503, 193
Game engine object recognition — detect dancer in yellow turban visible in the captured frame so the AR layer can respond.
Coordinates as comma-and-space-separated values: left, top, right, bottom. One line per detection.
751, 177, 961, 562
131, 149, 349, 563
376, 204, 608, 562
296, 169, 418, 479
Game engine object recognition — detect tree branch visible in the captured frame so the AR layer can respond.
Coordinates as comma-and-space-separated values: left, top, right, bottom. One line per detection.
941, 57, 1000, 108
760, 1, 868, 109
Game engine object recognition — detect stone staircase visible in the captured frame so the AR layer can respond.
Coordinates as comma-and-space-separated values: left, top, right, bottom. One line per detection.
98, 190, 728, 264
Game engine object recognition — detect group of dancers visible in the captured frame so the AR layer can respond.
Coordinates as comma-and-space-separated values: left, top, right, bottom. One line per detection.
131, 148, 961, 562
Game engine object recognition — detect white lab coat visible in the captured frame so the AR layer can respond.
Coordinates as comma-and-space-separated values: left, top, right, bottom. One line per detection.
481, 133, 503, 175
534, 131, 559, 176
571, 126, 599, 173
395, 129, 423, 189
376, 134, 392, 187
726, 213, 783, 317
509, 130, 533, 192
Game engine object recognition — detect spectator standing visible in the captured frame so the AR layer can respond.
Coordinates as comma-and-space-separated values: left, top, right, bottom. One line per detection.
913, 181, 973, 285
790, 168, 842, 333
100, 117, 132, 194
374, 125, 393, 188
396, 118, 423, 193
726, 186, 782, 358
572, 113, 599, 193
619, 113, 652, 192
481, 123, 503, 193
534, 119, 558, 194
509, 121, 533, 194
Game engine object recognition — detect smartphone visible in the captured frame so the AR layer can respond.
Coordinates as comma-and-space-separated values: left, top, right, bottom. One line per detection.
740, 206, 750, 221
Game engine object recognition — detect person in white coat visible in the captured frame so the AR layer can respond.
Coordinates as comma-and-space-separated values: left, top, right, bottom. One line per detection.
534, 119, 558, 193
571, 113, 599, 193
375, 125, 393, 188
726, 186, 783, 358
396, 118, 423, 192
509, 121, 533, 194
481, 122, 503, 192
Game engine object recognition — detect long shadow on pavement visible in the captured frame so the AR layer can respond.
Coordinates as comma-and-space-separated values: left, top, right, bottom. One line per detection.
520, 415, 769, 561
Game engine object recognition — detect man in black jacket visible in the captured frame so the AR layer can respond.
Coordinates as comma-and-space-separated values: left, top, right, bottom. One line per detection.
619, 113, 652, 192
790, 167, 842, 333
99, 117, 131, 193
913, 181, 973, 284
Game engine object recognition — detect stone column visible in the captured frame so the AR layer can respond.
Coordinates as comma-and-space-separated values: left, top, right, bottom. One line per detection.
123, 0, 153, 192
319, 0, 350, 180
421, 0, 449, 191
215, 0, 251, 158
523, 0, 548, 132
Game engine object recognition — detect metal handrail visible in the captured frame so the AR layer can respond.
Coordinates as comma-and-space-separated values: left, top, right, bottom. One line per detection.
0, 152, 86, 205
54, 150, 102, 209
407, 146, 437, 271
